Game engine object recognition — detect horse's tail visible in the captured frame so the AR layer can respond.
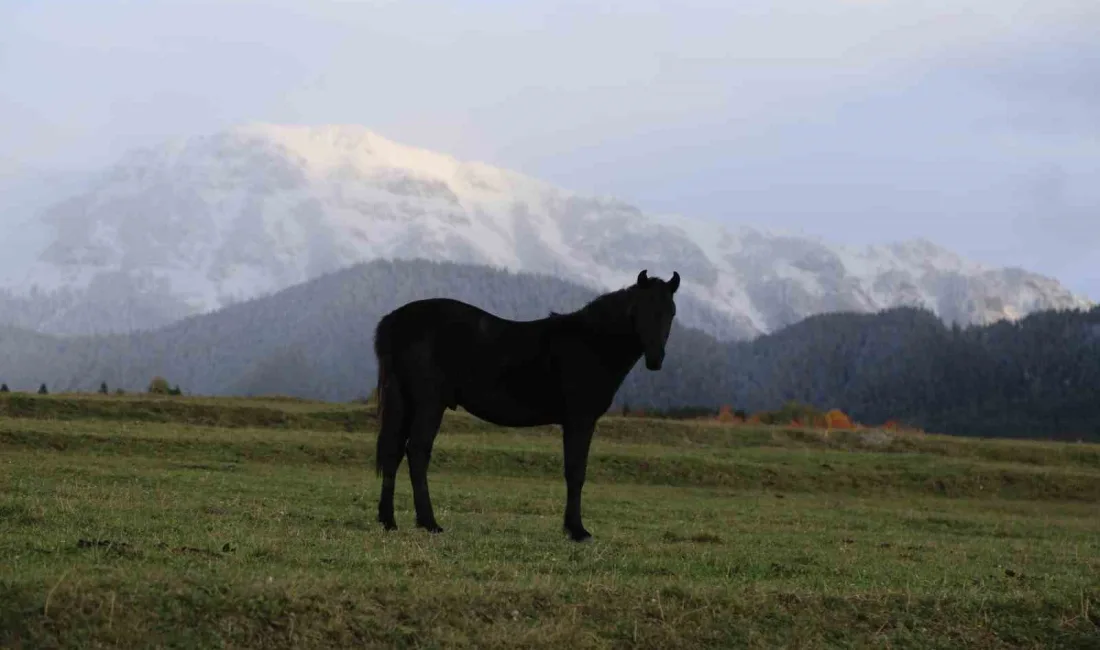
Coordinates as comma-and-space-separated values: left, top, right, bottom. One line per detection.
373, 314, 406, 477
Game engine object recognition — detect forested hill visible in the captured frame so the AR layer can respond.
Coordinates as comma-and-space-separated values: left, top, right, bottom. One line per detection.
0, 258, 1097, 440
722, 307, 1100, 440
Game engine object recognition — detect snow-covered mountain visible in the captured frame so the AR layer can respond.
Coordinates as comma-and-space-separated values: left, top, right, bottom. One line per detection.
0, 123, 1090, 338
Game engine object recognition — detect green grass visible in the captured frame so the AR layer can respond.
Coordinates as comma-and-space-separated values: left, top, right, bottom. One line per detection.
1, 394, 1098, 648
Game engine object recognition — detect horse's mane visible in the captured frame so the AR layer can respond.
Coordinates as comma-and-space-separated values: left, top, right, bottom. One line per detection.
548, 285, 638, 333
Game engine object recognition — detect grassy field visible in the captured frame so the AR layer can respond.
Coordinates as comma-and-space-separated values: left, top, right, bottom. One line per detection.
1, 394, 1098, 649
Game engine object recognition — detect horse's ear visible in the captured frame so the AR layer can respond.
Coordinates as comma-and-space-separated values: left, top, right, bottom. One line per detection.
668, 271, 680, 294
637, 269, 648, 285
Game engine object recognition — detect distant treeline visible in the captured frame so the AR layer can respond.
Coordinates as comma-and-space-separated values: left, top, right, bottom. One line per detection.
0, 259, 1097, 441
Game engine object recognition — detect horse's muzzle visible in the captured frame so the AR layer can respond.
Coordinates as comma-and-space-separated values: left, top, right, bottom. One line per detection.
644, 351, 664, 371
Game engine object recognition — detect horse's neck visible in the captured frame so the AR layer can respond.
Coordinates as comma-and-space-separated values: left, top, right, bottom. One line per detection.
555, 302, 642, 375
579, 322, 643, 385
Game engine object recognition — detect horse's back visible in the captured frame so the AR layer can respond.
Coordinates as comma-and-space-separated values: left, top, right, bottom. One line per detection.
378, 298, 497, 341
383, 297, 494, 321
375, 298, 529, 364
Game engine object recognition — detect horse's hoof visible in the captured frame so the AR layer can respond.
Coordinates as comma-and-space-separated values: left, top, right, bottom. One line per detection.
379, 519, 399, 532
564, 526, 593, 543
417, 521, 444, 534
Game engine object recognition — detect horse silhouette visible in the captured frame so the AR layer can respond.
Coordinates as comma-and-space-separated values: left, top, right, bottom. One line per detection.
373, 269, 680, 542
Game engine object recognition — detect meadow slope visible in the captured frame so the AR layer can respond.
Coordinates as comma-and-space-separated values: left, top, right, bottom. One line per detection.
1, 394, 1098, 649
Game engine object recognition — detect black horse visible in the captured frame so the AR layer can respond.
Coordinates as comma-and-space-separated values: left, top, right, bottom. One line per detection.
372, 269, 680, 542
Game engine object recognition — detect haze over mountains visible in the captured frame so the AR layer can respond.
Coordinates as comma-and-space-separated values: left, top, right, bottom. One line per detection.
0, 124, 1090, 339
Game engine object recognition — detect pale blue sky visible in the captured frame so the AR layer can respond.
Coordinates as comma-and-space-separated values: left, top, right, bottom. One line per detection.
2, 0, 1098, 298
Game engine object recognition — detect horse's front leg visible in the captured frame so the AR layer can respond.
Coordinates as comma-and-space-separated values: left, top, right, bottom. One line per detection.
561, 418, 596, 542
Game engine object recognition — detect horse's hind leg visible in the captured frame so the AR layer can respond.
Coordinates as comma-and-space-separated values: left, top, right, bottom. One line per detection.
376, 376, 408, 531
406, 390, 446, 534
377, 417, 409, 531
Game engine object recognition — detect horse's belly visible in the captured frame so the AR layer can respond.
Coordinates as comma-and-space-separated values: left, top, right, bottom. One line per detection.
457, 384, 559, 427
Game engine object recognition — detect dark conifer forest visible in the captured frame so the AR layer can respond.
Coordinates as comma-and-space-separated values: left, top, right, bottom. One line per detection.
1, 259, 1097, 440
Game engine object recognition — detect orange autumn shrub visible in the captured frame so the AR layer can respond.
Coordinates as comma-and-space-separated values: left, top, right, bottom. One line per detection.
825, 409, 854, 430
717, 405, 746, 424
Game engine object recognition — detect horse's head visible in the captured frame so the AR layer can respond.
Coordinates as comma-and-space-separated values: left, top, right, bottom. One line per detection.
629, 269, 680, 371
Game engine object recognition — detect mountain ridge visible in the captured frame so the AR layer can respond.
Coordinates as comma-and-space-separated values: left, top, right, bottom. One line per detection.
0, 123, 1090, 337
